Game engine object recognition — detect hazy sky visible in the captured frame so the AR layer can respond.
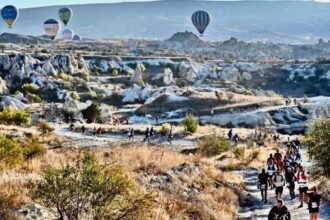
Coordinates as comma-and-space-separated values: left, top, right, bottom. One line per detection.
0, 0, 155, 9
1, 0, 330, 8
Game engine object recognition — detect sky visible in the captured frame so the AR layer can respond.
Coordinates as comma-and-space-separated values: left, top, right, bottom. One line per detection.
0, 0, 154, 9
1, 0, 330, 8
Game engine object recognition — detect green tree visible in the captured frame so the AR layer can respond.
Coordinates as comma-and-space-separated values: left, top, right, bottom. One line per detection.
81, 103, 101, 123
0, 108, 31, 126
198, 134, 231, 157
304, 118, 330, 176
70, 91, 80, 101
33, 152, 154, 220
184, 114, 199, 133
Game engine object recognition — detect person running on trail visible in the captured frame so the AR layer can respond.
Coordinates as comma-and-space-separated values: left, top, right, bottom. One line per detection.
93, 127, 97, 137
273, 170, 285, 200
285, 167, 296, 200
150, 126, 155, 140
268, 199, 291, 220
267, 163, 277, 189
233, 133, 239, 145
167, 126, 173, 144
143, 127, 150, 143
258, 168, 269, 203
96, 127, 102, 137
127, 128, 134, 142
277, 159, 285, 174
308, 186, 321, 220
297, 165, 309, 208
274, 149, 282, 163
70, 123, 75, 131
294, 151, 302, 166
267, 154, 276, 167
227, 129, 233, 140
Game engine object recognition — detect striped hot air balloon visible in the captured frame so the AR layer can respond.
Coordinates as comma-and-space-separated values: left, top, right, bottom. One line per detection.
1, 5, 19, 28
62, 29, 74, 41
191, 10, 211, 36
43, 19, 61, 40
58, 8, 73, 26
73, 34, 81, 41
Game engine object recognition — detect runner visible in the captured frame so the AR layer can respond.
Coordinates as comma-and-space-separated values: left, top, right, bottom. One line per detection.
268, 199, 291, 220
274, 149, 282, 163
258, 168, 269, 203
233, 133, 239, 145
267, 154, 276, 166
69, 122, 74, 131
297, 165, 309, 208
267, 163, 277, 189
81, 125, 86, 135
143, 127, 150, 143
130, 128, 135, 142
273, 170, 285, 200
285, 167, 296, 200
308, 186, 321, 220
150, 126, 155, 140
228, 129, 233, 140
167, 126, 173, 144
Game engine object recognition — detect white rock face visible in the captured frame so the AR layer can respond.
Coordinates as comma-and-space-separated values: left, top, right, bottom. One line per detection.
120, 84, 142, 103
163, 68, 174, 85
141, 84, 152, 100
130, 65, 143, 83
99, 60, 109, 73
0, 77, 8, 95
178, 61, 190, 78
242, 72, 253, 81
14, 92, 28, 103
218, 66, 241, 82
1, 96, 26, 109
42, 60, 57, 75
100, 104, 112, 123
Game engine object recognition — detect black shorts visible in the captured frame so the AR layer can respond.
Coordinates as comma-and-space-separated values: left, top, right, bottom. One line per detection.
287, 181, 295, 189
275, 186, 283, 194
299, 187, 308, 194
309, 207, 319, 214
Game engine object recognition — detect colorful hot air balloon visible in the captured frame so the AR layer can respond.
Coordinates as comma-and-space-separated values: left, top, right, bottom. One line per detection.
1, 5, 19, 28
191, 10, 211, 36
62, 29, 74, 40
43, 19, 61, 40
58, 8, 73, 26
73, 34, 81, 41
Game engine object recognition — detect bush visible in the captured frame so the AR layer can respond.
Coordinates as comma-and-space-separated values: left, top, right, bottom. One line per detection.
161, 123, 171, 136
0, 108, 31, 126
137, 80, 145, 87
232, 146, 260, 166
70, 91, 80, 101
33, 152, 154, 220
198, 134, 231, 157
26, 92, 42, 102
138, 63, 146, 72
304, 118, 330, 176
59, 73, 70, 81
22, 83, 38, 94
0, 136, 46, 169
89, 90, 97, 98
38, 120, 54, 134
81, 103, 101, 123
184, 114, 199, 133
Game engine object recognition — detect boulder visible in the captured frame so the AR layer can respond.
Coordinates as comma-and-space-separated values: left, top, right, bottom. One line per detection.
42, 60, 57, 75
130, 65, 143, 83
218, 66, 241, 82
242, 72, 253, 81
99, 104, 112, 123
120, 84, 142, 103
163, 68, 174, 85
141, 84, 152, 100
0, 77, 8, 95
1, 96, 26, 109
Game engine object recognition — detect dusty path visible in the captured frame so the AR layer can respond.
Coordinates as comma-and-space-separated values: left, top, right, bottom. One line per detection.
238, 148, 330, 220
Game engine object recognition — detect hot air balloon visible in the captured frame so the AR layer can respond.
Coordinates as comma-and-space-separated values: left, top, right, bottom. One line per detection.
1, 5, 19, 28
73, 34, 81, 41
191, 10, 211, 36
43, 19, 61, 40
58, 8, 73, 26
62, 29, 74, 41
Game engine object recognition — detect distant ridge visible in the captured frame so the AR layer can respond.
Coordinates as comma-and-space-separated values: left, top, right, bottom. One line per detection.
0, 33, 52, 45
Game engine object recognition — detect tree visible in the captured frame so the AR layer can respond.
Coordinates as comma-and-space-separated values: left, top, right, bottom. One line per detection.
198, 134, 231, 157
304, 118, 330, 176
81, 103, 101, 123
33, 152, 154, 220
184, 114, 199, 133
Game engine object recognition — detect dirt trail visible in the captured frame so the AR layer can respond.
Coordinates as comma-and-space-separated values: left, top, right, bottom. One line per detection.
237, 148, 330, 220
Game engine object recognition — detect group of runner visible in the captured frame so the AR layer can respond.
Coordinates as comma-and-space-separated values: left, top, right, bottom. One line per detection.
257, 140, 322, 220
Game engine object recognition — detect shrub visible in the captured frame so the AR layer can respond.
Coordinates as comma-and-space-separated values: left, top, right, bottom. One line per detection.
161, 123, 171, 136
22, 83, 38, 94
304, 118, 330, 176
59, 73, 70, 81
184, 114, 199, 133
22, 142, 47, 160
232, 146, 260, 166
38, 120, 54, 134
138, 63, 146, 72
26, 92, 42, 102
81, 103, 101, 123
70, 91, 80, 101
89, 90, 97, 98
0, 108, 31, 126
33, 152, 154, 220
137, 80, 145, 87
198, 134, 231, 157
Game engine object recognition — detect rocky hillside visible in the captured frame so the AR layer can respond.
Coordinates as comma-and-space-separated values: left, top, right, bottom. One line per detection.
0, 33, 51, 45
